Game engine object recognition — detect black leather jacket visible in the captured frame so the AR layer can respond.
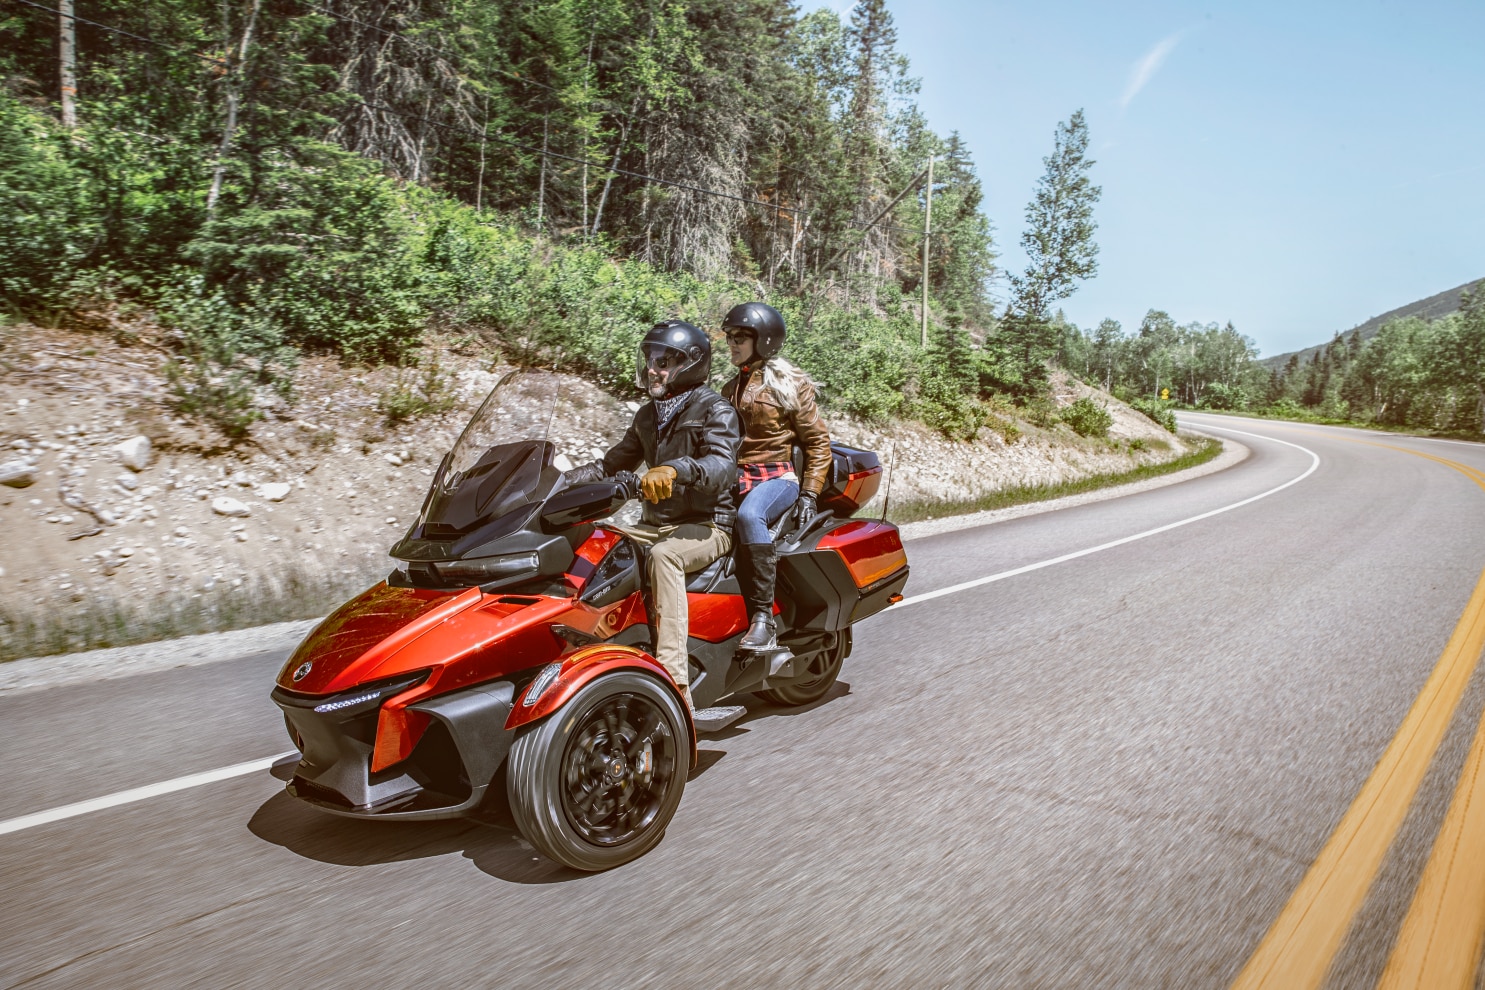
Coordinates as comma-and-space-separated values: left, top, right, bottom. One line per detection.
572, 386, 741, 528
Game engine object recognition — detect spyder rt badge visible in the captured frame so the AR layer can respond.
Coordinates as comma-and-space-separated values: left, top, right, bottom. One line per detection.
292, 661, 313, 682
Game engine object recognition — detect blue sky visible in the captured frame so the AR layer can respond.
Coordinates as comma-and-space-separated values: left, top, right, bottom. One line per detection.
856, 1, 1485, 358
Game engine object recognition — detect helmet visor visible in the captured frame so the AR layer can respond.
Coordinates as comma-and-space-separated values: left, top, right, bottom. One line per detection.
636, 341, 701, 394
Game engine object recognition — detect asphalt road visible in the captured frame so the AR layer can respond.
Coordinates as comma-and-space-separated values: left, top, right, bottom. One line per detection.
4, 415, 1485, 989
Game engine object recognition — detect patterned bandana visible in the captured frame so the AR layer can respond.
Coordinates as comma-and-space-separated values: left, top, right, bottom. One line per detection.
652, 387, 695, 430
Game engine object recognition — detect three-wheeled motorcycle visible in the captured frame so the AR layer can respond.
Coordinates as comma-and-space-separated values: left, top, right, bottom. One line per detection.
271, 371, 908, 870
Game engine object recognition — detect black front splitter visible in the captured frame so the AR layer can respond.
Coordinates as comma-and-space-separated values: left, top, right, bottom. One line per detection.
275, 680, 518, 822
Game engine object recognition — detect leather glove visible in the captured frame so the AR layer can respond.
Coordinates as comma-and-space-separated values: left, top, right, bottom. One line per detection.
640, 465, 678, 503
790, 492, 817, 529
561, 461, 605, 486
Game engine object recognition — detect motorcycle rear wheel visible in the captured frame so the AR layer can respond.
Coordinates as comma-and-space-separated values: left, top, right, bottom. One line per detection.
757, 627, 850, 707
507, 671, 687, 871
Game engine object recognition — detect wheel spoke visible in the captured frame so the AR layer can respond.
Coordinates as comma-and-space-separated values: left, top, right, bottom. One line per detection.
625, 710, 660, 761
572, 777, 608, 814
603, 705, 623, 753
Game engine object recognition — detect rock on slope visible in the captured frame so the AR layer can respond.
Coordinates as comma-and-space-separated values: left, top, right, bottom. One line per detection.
0, 322, 1192, 656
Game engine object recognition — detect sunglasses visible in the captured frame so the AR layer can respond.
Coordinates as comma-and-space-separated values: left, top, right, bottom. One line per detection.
723, 329, 755, 344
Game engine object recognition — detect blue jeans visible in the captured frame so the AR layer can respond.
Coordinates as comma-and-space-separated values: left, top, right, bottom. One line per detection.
735, 476, 799, 545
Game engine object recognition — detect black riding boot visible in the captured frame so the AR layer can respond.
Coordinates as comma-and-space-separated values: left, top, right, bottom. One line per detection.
737, 542, 778, 651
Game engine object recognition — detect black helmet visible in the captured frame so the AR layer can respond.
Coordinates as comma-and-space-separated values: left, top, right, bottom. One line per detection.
636, 319, 711, 399
722, 302, 786, 361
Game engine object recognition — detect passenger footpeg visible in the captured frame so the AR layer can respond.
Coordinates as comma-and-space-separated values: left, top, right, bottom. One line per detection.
691, 705, 747, 733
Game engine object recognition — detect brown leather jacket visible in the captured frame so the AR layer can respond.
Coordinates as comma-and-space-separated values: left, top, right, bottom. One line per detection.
722, 363, 832, 496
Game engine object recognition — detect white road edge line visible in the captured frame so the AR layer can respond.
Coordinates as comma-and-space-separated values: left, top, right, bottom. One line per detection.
0, 752, 297, 837
0, 425, 1319, 838
890, 425, 1320, 609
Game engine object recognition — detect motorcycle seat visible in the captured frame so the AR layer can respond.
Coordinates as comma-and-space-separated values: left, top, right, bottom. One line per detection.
684, 554, 736, 594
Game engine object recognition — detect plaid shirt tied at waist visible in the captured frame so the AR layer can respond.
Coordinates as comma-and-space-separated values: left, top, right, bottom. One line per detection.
736, 460, 797, 496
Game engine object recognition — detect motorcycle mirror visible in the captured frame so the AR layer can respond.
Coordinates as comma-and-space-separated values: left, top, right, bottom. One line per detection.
539, 480, 632, 532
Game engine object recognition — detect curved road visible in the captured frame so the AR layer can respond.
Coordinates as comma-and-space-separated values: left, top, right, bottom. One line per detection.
3, 414, 1485, 989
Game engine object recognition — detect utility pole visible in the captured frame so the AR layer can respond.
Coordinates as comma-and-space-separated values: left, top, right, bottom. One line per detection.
58, 0, 76, 128
920, 155, 934, 347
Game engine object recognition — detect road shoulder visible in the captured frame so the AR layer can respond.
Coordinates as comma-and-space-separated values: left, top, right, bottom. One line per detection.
1, 431, 1247, 696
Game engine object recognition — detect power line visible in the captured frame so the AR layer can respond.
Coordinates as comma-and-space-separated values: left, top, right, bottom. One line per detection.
5, 0, 225, 67
346, 94, 923, 234
3, 0, 927, 236
292, 0, 563, 98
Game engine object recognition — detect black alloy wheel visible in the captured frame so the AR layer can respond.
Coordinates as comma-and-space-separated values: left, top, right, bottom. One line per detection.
758, 627, 850, 707
508, 671, 687, 871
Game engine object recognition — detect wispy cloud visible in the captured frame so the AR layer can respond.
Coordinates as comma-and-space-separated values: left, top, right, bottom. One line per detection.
1121, 35, 1181, 110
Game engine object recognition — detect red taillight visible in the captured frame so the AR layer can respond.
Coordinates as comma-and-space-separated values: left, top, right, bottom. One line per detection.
820, 520, 906, 589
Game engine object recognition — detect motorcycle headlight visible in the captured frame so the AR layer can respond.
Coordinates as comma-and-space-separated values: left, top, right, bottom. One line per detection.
310, 671, 429, 714
432, 552, 541, 587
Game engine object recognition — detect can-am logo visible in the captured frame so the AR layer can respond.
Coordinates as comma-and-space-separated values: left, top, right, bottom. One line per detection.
292, 662, 313, 682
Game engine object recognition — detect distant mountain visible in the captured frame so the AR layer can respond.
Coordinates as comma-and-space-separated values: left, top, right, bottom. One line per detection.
1259, 278, 1482, 371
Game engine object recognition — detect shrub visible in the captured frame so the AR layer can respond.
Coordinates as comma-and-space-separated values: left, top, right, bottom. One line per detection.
1019, 395, 1058, 428
786, 303, 914, 422
185, 145, 429, 362
0, 96, 100, 308
154, 273, 296, 440
1201, 381, 1246, 410
1129, 397, 1177, 432
378, 351, 459, 423
1060, 396, 1113, 437
984, 413, 1022, 445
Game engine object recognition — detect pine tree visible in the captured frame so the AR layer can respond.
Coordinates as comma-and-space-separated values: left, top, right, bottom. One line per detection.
993, 109, 1101, 390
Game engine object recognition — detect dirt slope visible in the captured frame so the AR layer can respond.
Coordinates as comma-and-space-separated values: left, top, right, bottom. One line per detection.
0, 321, 1191, 657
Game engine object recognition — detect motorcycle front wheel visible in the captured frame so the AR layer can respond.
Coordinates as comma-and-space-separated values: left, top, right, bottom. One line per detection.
507, 671, 687, 871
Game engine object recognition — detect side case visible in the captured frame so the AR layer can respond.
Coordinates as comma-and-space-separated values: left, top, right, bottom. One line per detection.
777, 519, 908, 633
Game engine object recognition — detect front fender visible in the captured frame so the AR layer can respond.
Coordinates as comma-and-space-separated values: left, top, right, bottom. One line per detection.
505, 644, 697, 766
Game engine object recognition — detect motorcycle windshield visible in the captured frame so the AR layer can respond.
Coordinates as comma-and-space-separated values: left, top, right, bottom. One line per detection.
412, 368, 632, 546
416, 371, 561, 539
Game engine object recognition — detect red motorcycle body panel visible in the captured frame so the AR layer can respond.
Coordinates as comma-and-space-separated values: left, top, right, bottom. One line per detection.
276, 584, 482, 694
687, 592, 750, 641
819, 519, 908, 590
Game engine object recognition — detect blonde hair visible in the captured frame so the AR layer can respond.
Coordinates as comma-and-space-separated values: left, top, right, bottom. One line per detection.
760, 355, 811, 414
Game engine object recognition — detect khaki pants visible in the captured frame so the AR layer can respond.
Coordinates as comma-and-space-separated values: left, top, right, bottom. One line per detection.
614, 520, 732, 689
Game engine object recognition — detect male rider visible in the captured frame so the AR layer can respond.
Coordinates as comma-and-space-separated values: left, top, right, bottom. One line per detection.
563, 320, 741, 713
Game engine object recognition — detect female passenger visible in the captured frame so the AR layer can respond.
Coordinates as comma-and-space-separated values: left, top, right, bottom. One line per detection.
720, 302, 832, 651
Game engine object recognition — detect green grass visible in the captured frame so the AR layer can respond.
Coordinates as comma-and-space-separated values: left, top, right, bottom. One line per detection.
886, 436, 1223, 524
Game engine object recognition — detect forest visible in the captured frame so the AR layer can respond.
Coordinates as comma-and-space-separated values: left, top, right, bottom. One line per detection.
1, 0, 1018, 432
1054, 286, 1485, 436
3, 0, 1480, 440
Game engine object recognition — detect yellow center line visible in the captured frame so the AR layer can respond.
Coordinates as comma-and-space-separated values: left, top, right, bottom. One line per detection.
1380, 696, 1485, 988
1231, 432, 1485, 990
